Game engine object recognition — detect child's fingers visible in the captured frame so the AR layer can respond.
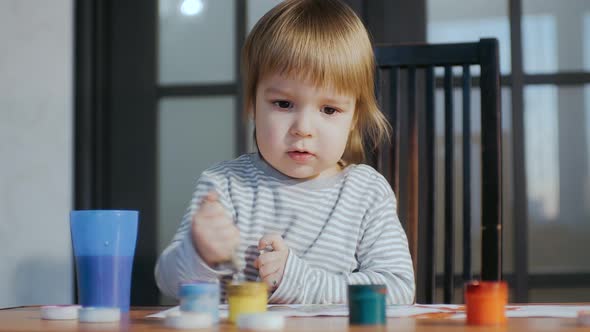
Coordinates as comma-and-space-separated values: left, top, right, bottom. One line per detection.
197, 193, 226, 218
193, 213, 234, 230
206, 215, 236, 228
261, 270, 283, 290
253, 258, 260, 269
258, 233, 287, 251
215, 224, 240, 243
204, 191, 218, 202
258, 260, 281, 279
198, 200, 225, 217
257, 251, 281, 267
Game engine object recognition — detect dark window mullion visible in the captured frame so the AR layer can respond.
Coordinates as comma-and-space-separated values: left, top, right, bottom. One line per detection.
157, 84, 238, 97
435, 272, 590, 289
509, 0, 529, 303
434, 75, 513, 88
524, 72, 590, 85
236, 0, 246, 155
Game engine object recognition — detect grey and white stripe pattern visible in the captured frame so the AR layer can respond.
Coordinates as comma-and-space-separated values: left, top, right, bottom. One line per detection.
155, 153, 415, 304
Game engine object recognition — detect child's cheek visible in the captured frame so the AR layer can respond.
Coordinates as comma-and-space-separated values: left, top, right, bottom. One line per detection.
256, 123, 274, 143
263, 118, 286, 141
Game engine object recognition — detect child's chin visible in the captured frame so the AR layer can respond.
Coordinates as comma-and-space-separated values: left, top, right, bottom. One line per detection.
281, 167, 319, 180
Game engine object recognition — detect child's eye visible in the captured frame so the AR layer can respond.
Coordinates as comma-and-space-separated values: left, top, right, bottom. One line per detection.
322, 106, 339, 115
273, 100, 293, 109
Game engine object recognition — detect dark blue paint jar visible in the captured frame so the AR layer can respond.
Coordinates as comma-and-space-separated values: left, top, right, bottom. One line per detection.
348, 284, 387, 325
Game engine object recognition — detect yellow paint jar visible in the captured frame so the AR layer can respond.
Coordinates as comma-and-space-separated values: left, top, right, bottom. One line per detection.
227, 282, 267, 324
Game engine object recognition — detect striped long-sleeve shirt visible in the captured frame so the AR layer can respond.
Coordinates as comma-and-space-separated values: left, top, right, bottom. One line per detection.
154, 153, 415, 304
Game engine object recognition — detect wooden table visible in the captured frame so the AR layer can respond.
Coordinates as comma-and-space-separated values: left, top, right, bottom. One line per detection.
0, 306, 585, 331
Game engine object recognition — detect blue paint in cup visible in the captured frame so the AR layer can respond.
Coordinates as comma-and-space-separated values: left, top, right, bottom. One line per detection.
70, 210, 138, 312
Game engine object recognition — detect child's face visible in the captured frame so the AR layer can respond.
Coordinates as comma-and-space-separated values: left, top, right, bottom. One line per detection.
253, 73, 356, 179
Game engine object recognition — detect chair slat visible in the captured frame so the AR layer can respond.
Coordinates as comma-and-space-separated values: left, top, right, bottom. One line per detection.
390, 67, 400, 196
407, 66, 419, 274
443, 65, 455, 304
424, 66, 436, 303
375, 42, 480, 67
462, 65, 472, 283
479, 39, 502, 281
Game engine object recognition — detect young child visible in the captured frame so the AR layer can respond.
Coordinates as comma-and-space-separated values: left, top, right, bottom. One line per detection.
155, 0, 415, 305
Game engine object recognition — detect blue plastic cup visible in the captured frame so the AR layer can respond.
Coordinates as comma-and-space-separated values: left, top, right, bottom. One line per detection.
70, 210, 138, 312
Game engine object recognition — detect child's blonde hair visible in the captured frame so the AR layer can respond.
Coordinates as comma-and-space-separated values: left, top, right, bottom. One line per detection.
242, 0, 390, 164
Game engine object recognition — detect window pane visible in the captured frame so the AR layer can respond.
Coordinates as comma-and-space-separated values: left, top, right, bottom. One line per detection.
522, 0, 590, 73
426, 0, 511, 75
587, 15, 590, 71
157, 96, 236, 285
245, 0, 282, 152
526, 85, 590, 274
530, 288, 590, 303
247, 0, 282, 32
159, 0, 235, 84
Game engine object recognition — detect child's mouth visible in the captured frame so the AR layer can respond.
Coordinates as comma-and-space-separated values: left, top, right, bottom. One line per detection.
287, 151, 314, 162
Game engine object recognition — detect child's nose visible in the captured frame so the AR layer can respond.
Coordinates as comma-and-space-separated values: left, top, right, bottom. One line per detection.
290, 111, 313, 137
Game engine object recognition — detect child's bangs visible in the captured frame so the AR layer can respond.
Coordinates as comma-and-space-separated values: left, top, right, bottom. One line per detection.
257, 30, 370, 99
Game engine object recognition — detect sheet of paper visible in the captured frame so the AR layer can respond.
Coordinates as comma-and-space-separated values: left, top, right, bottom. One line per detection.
267, 304, 348, 316
390, 304, 463, 318
506, 305, 590, 318
146, 304, 590, 319
147, 305, 229, 319
147, 304, 462, 319
147, 306, 177, 318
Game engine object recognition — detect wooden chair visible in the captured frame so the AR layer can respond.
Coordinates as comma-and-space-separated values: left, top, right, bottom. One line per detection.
373, 38, 502, 304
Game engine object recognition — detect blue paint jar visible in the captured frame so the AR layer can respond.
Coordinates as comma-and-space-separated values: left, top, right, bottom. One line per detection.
347, 284, 387, 325
178, 282, 220, 323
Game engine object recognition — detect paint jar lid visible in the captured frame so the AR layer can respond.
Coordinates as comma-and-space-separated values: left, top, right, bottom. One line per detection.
227, 282, 267, 296
578, 311, 590, 326
237, 312, 285, 330
348, 284, 387, 298
178, 282, 219, 297
465, 281, 508, 296
165, 311, 213, 329
40, 305, 81, 320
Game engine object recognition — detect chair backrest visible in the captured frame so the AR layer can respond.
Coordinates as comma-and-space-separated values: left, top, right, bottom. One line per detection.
373, 38, 502, 304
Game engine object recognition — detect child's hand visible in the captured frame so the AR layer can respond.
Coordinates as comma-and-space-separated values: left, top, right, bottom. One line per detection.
254, 234, 289, 291
191, 191, 240, 267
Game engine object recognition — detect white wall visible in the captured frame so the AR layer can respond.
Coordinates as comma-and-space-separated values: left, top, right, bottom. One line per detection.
0, 0, 73, 307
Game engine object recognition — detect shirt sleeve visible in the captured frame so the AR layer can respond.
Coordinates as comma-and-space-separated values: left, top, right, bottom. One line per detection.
268, 194, 415, 305
154, 172, 234, 299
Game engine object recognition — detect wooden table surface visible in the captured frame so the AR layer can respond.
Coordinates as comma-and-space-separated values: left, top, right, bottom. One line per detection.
0, 306, 586, 332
